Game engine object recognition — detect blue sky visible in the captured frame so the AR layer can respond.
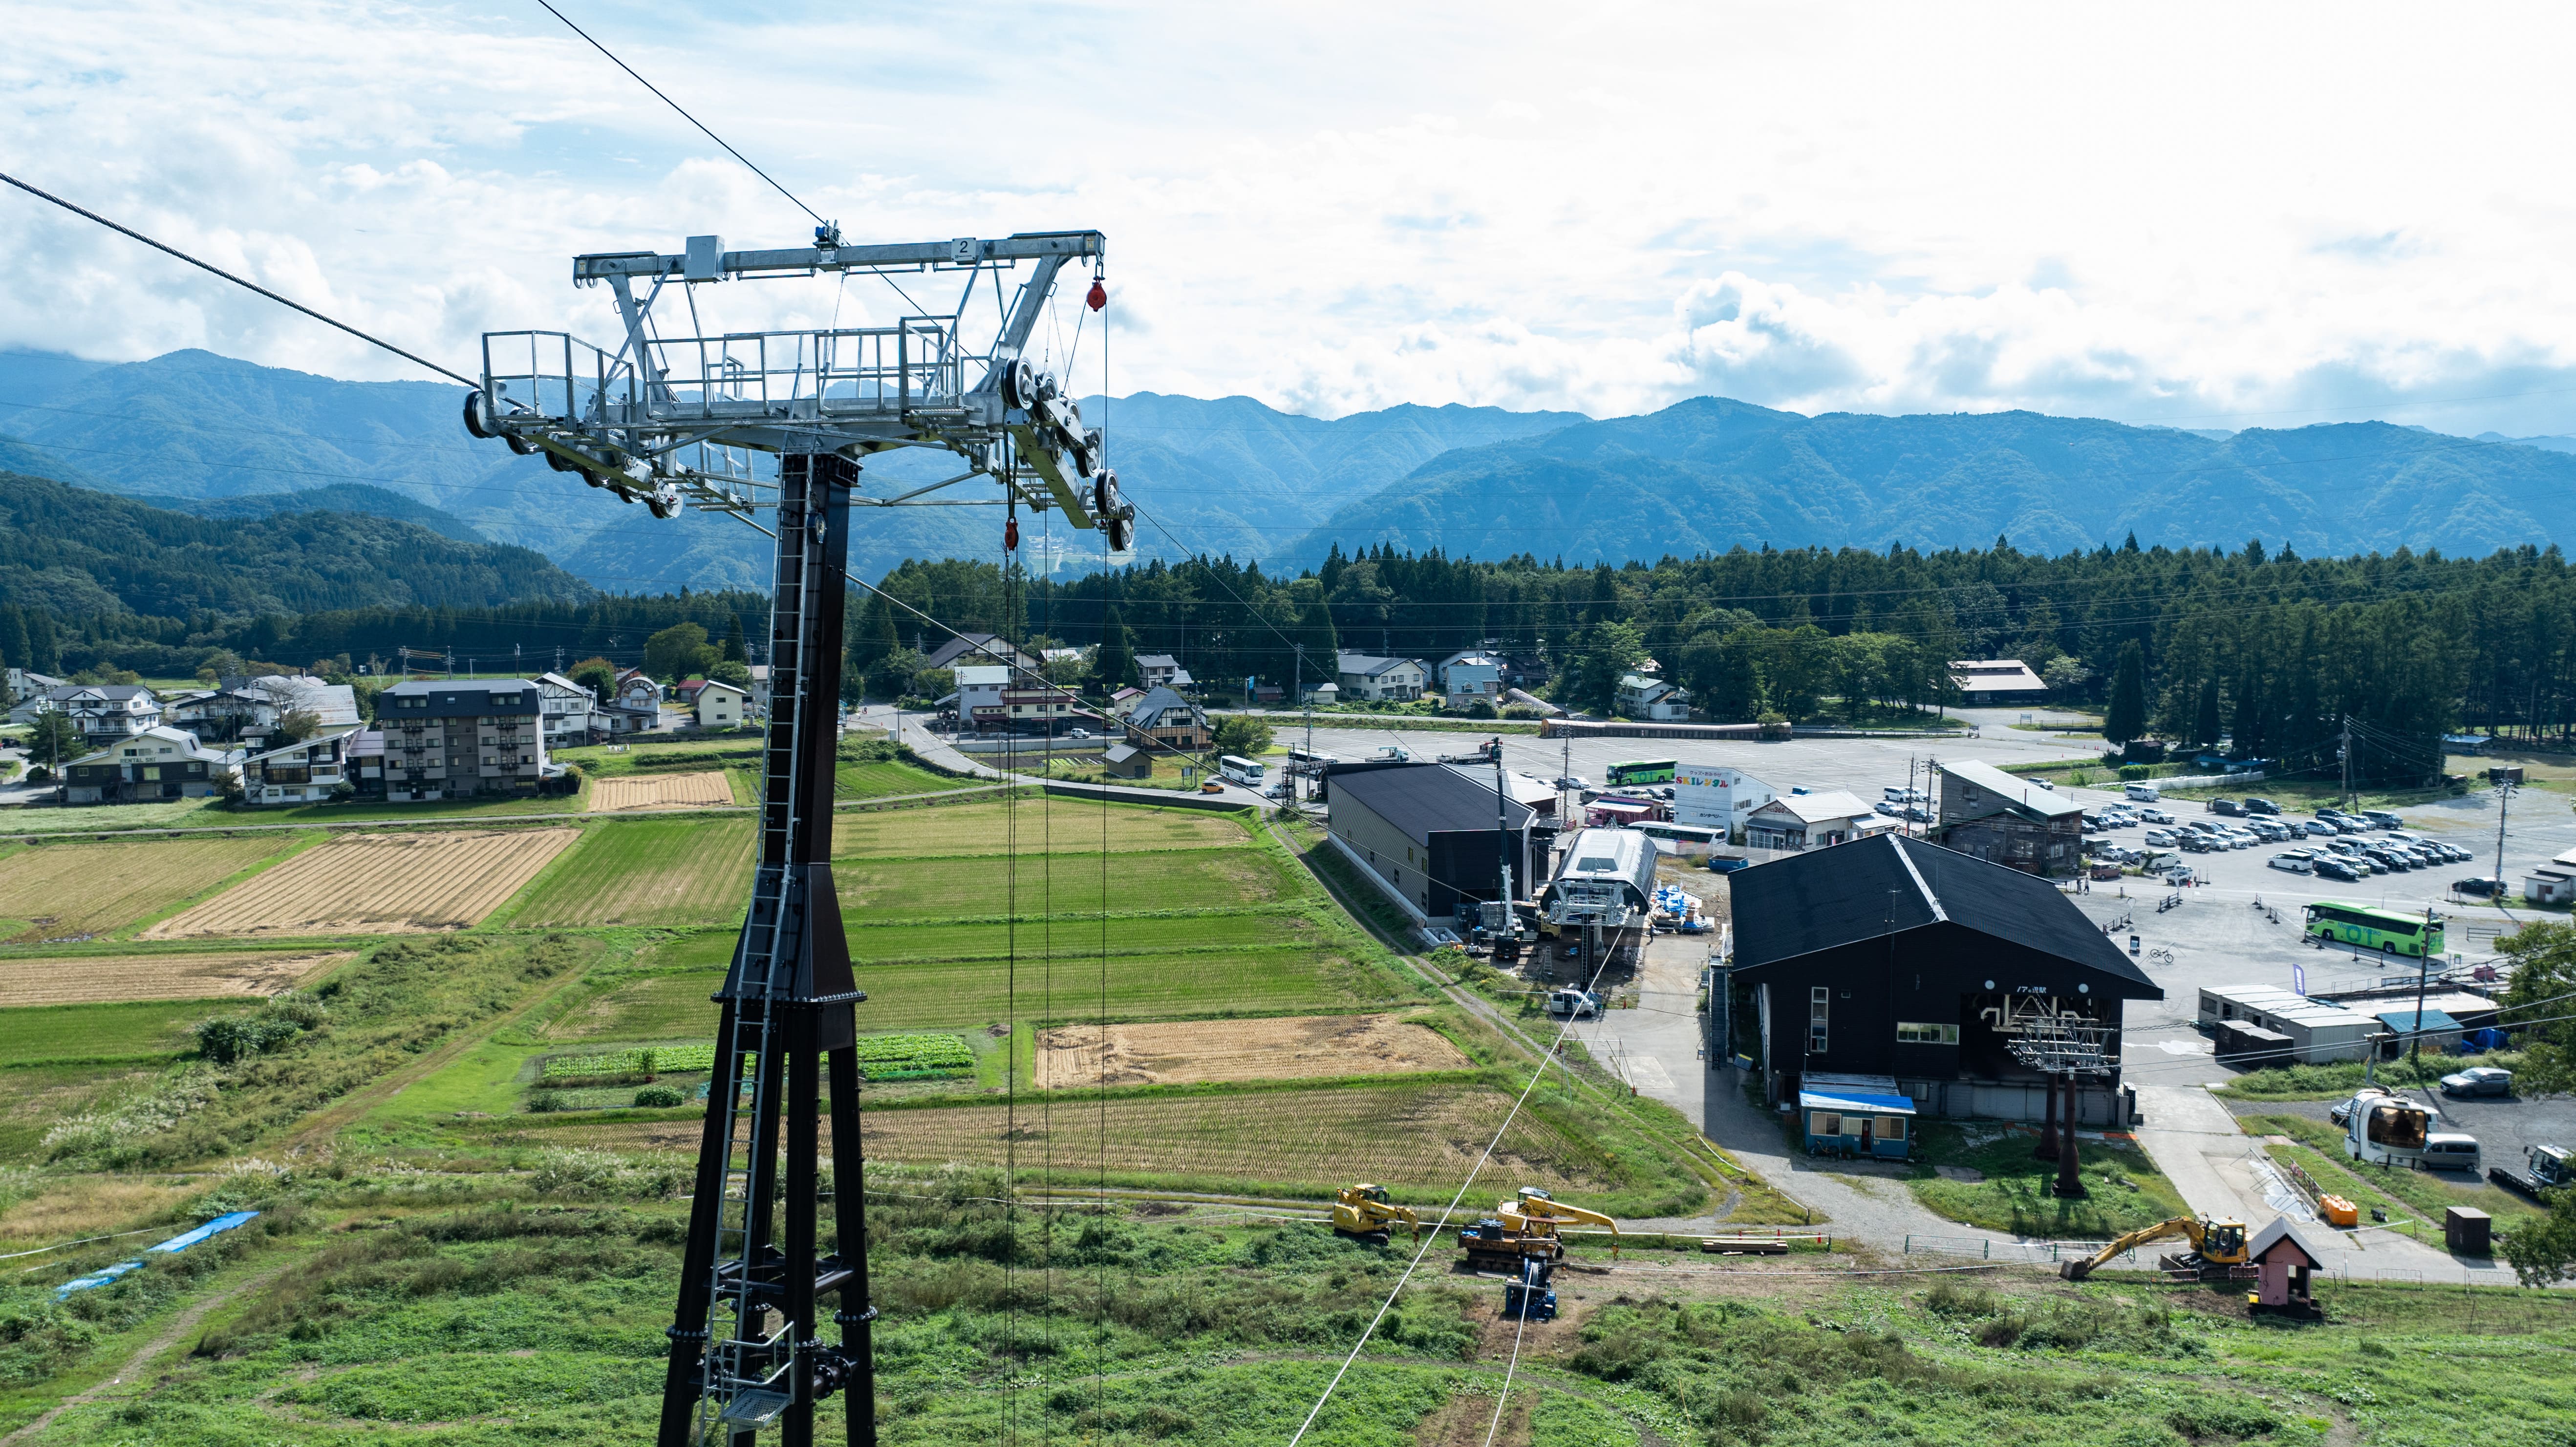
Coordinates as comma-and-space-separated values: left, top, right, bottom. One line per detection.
7, 1, 2576, 434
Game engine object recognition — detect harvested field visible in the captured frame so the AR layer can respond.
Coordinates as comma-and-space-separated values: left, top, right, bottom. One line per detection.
507, 818, 756, 928
833, 799, 1251, 858
588, 770, 735, 811
0, 950, 352, 1007
0, 834, 298, 941
1035, 1013, 1466, 1088
549, 944, 1404, 1041
835, 847, 1295, 919
144, 829, 579, 937
844, 911, 1327, 963
575, 1082, 1613, 1193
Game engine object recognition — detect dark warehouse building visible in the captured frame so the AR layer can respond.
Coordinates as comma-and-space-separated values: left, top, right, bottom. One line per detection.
1323, 760, 1536, 921
1727, 833, 2162, 1125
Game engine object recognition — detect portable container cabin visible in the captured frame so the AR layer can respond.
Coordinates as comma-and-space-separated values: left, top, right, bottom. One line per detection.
2194, 985, 2377, 1064
1798, 1073, 1916, 1159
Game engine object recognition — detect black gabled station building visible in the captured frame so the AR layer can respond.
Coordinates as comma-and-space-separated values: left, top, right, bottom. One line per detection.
1728, 834, 2162, 1127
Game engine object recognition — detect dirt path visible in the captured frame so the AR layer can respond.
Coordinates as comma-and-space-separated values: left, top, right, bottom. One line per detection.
1, 1259, 293, 1447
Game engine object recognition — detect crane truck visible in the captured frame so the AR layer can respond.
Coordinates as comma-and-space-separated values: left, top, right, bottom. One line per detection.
1331, 1183, 1423, 1245
1458, 1188, 1623, 1274
2059, 1215, 2249, 1281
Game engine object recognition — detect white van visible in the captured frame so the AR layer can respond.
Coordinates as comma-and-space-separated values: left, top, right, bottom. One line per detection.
2419, 1133, 2481, 1173
2125, 782, 2161, 802
2143, 829, 2176, 848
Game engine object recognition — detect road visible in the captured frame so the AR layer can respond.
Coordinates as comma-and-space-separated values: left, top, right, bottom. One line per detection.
852, 704, 1274, 813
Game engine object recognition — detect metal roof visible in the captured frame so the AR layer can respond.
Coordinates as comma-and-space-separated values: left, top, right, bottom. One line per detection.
1731, 833, 2161, 996
1940, 758, 2084, 819
1756, 789, 1871, 824
1329, 762, 1534, 843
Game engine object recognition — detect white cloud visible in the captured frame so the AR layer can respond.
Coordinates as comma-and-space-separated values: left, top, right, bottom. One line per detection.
10, 1, 2576, 435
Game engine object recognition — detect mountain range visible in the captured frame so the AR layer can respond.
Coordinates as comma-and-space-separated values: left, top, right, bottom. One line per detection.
1287, 398, 2576, 562
6, 347, 2576, 598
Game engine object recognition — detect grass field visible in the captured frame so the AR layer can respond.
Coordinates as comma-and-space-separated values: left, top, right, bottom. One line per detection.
836, 847, 1297, 919
503, 818, 758, 928
835, 758, 969, 799
0, 949, 351, 1007
587, 770, 735, 811
548, 943, 1412, 1041
832, 798, 1252, 857
0, 999, 215, 1066
0, 834, 302, 941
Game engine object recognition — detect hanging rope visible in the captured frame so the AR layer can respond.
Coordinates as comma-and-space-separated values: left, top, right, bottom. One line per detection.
1001, 497, 1022, 1447
1094, 275, 1113, 1426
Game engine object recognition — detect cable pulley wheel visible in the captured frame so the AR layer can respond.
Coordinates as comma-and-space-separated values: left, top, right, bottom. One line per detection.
460, 388, 496, 439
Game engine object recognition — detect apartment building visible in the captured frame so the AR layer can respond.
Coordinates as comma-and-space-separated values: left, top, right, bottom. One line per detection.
376, 680, 549, 801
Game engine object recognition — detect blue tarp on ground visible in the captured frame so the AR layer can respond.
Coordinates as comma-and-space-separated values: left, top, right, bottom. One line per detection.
54, 1211, 259, 1299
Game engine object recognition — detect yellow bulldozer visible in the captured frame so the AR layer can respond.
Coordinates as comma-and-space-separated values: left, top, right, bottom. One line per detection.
2059, 1215, 2248, 1281
1331, 1183, 1422, 1245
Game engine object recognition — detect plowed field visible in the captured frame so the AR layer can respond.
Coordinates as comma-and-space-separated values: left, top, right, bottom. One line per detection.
589, 771, 736, 811
575, 1082, 1611, 1192
1035, 1013, 1466, 1088
0, 835, 297, 941
832, 800, 1250, 858
0, 950, 353, 1007
144, 829, 579, 937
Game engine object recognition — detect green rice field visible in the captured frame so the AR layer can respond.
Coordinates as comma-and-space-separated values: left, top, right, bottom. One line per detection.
834, 847, 1298, 919
547, 942, 1410, 1040
501, 818, 757, 928
0, 998, 215, 1067
832, 798, 1252, 857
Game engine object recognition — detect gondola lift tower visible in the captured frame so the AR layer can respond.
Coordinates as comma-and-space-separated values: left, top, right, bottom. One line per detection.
460, 225, 1124, 1447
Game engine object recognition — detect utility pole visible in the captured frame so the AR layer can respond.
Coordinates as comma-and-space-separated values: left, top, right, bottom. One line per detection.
2340, 715, 2353, 810
2492, 768, 2520, 894
2410, 899, 2436, 1065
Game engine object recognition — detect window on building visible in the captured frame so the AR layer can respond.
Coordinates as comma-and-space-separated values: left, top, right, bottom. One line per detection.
1809, 986, 1830, 1053
1895, 1021, 1960, 1044
1881, 1117, 1908, 1141
1810, 1112, 1842, 1136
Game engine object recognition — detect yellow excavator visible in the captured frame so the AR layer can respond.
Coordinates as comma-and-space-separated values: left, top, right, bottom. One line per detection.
1331, 1183, 1423, 1245
1499, 1188, 1622, 1260
2059, 1215, 2248, 1281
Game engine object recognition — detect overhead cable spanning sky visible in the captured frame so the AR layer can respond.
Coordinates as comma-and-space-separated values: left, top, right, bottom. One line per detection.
7, 1, 2576, 436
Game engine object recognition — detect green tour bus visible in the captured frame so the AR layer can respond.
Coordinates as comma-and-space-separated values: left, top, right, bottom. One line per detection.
1606, 759, 1679, 787
2304, 901, 2445, 957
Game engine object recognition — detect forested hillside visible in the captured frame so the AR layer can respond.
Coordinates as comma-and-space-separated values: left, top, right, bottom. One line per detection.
0, 469, 592, 657
1290, 398, 2576, 564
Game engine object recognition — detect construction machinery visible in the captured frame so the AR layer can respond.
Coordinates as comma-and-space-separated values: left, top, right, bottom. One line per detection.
2490, 1144, 2575, 1199
1330, 1183, 1422, 1245
2059, 1215, 2249, 1281
1500, 1256, 1557, 1322
1459, 1188, 1624, 1275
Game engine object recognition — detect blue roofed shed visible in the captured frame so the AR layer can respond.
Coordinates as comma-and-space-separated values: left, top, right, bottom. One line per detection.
1798, 1072, 1917, 1159
2376, 1008, 2463, 1055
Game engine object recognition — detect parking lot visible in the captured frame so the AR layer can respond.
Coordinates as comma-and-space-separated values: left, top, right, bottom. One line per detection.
2244, 1088, 2576, 1201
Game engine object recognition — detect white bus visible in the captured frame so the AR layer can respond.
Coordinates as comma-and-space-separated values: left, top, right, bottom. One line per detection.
1219, 754, 1266, 788
1635, 822, 1722, 852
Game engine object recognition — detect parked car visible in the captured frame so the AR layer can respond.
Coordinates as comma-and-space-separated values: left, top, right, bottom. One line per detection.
2364, 810, 2404, 830
1066, 727, 1092, 739
2315, 858, 2364, 882
2140, 807, 2175, 825
1704, 854, 1751, 873
1555, 775, 1591, 791
2267, 853, 2313, 873
2440, 1066, 2514, 1098
2210, 797, 2243, 816
2144, 829, 2176, 847
2299, 819, 2337, 837
2244, 797, 2280, 815
2331, 1086, 2390, 1126
1875, 800, 1902, 817
2177, 834, 2216, 852
2419, 1133, 2482, 1173
2455, 875, 2505, 897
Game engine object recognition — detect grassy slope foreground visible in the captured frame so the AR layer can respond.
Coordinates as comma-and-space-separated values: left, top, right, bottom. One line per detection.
5, 786, 2574, 1444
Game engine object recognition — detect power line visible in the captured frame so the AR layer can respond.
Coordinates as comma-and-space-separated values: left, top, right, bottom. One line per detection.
0, 168, 478, 388
531, 0, 824, 230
